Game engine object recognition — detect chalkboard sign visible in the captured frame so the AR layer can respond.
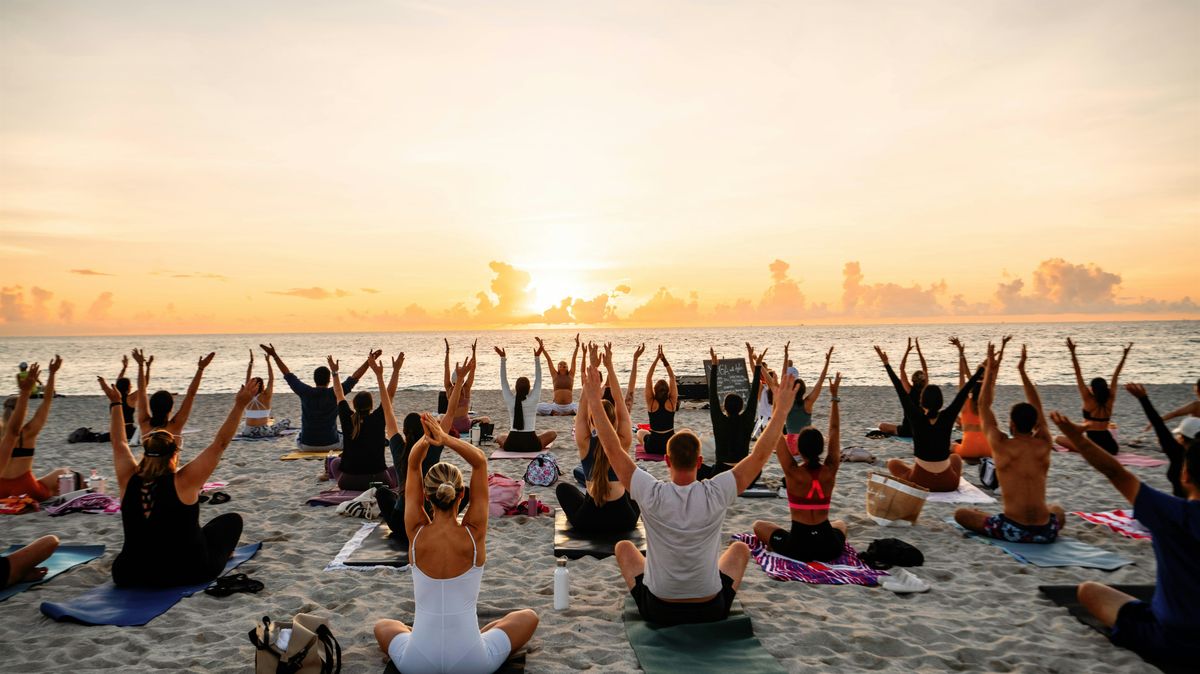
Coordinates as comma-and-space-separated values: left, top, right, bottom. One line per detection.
703, 358, 751, 407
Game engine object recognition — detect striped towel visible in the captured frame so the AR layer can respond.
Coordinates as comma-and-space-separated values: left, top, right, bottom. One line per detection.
732, 533, 887, 586
44, 493, 121, 516
1070, 510, 1152, 540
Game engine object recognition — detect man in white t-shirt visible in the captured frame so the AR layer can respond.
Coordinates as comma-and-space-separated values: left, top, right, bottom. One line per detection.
584, 355, 798, 625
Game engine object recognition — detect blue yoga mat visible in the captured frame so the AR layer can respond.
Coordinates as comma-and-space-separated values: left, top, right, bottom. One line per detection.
0, 544, 105, 602
946, 520, 1131, 570
39, 542, 261, 626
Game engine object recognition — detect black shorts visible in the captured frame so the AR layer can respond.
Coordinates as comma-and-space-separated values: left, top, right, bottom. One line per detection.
1086, 429, 1119, 455
0, 555, 9, 587
895, 422, 912, 438
643, 430, 672, 455
1111, 600, 1197, 664
630, 572, 736, 626
769, 520, 846, 563
503, 430, 541, 453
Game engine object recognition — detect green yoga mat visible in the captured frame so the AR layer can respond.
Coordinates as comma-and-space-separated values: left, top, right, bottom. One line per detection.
622, 596, 785, 674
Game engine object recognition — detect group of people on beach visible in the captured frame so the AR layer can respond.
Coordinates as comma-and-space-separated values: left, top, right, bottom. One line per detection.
1, 335, 1197, 671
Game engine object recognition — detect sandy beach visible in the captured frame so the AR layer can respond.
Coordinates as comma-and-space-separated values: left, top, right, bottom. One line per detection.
0, 384, 1186, 673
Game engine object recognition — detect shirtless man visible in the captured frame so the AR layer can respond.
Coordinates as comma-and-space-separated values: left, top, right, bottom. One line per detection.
536, 333, 581, 416
443, 339, 490, 435
954, 343, 1066, 543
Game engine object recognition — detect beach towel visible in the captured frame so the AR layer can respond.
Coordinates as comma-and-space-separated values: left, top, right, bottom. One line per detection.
623, 595, 786, 674
40, 543, 262, 626
231, 429, 299, 441
553, 510, 645, 560
344, 523, 409, 568
732, 533, 886, 586
0, 545, 105, 602
1115, 453, 1169, 468
923, 478, 996, 504
44, 493, 121, 516
327, 523, 400, 572
947, 520, 1132, 570
489, 449, 545, 460
1071, 510, 1152, 540
307, 489, 363, 507
279, 450, 339, 461
635, 445, 667, 462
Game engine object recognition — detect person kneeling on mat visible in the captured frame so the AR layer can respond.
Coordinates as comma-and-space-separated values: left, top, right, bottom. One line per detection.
954, 343, 1065, 543
1050, 410, 1200, 667
99, 362, 253, 588
590, 360, 799, 626
753, 372, 848, 562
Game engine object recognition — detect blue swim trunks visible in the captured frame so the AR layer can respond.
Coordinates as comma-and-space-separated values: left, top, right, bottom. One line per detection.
982, 513, 1062, 544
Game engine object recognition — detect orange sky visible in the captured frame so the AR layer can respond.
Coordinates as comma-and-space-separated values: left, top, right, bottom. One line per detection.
1, 1, 1197, 336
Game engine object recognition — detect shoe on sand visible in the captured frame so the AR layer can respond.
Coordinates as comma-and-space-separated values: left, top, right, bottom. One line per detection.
879, 568, 930, 594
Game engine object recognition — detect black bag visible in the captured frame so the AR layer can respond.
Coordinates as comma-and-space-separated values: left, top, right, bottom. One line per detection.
68, 427, 92, 444
861, 538, 924, 570
978, 458, 999, 490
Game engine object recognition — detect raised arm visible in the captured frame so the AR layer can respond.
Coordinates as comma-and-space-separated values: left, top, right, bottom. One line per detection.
1, 366, 38, 474
22, 356, 62, 439
733, 368, 796, 493
328, 356, 345, 403
707, 348, 721, 417
443, 338, 452, 392
626, 343, 645, 410
260, 343, 292, 376
1126, 384, 1181, 462
663, 349, 678, 409
914, 337, 929, 377
644, 348, 660, 408
979, 344, 1007, 450
177, 378, 255, 498
950, 337, 968, 389
347, 350, 376, 387
245, 350, 254, 385
1066, 338, 1089, 400
584, 365, 637, 489
826, 373, 843, 471
1017, 345, 1051, 442
118, 355, 129, 380
569, 333, 581, 381
497, 348, 512, 399
423, 412, 489, 534
98, 375, 139, 493
602, 343, 633, 450
944, 365, 985, 421
168, 352, 214, 434
132, 349, 151, 432
464, 342, 478, 395
742, 352, 765, 423
876, 346, 915, 415
387, 352, 405, 399
439, 370, 465, 433
538, 337, 555, 375
1050, 411, 1140, 503
898, 339, 913, 391
264, 353, 275, 403
375, 358, 400, 439
1110, 342, 1132, 393
574, 367, 592, 456
404, 431, 434, 537
805, 346, 834, 411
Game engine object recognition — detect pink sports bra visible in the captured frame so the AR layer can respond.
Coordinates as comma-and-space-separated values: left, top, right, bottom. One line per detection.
788, 465, 831, 511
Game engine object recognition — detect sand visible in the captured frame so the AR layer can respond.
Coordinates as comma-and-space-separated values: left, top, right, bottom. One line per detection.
0, 384, 1186, 673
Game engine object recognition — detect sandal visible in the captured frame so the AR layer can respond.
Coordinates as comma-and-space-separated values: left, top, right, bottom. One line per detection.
865, 430, 890, 440
204, 573, 264, 597
207, 491, 231, 505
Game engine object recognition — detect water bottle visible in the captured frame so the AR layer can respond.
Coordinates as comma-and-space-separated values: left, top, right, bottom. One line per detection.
57, 471, 74, 495
88, 469, 107, 495
553, 557, 570, 610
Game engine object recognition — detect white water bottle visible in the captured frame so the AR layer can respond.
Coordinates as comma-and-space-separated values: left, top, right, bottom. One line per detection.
87, 469, 99, 490
553, 557, 570, 610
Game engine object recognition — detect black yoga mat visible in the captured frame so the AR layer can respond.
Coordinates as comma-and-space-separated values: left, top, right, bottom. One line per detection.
553, 510, 646, 560
345, 524, 409, 567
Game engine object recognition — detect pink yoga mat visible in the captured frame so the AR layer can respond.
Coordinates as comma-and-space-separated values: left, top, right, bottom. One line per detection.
635, 445, 665, 462
1115, 453, 1168, 468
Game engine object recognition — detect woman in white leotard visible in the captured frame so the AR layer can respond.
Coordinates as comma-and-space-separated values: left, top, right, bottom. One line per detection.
373, 409, 538, 674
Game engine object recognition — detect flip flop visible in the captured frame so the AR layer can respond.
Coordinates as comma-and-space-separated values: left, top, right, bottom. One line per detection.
207, 491, 231, 505
865, 430, 890, 440
204, 573, 264, 597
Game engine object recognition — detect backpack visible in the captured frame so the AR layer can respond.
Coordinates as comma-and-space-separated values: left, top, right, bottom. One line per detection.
487, 473, 523, 516
978, 458, 999, 490
523, 453, 560, 487
68, 427, 91, 444
860, 538, 924, 570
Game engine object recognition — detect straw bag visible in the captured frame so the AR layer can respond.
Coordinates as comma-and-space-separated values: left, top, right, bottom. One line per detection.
249, 613, 341, 674
865, 472, 929, 527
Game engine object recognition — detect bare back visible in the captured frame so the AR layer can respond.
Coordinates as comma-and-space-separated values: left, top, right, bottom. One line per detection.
992, 433, 1052, 524
411, 521, 485, 577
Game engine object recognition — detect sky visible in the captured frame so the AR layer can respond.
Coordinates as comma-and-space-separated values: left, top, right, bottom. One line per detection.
1, 0, 1197, 336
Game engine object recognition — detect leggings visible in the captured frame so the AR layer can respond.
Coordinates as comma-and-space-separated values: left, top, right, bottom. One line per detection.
555, 483, 639, 533
112, 513, 243, 588
1086, 429, 1120, 456
327, 457, 397, 491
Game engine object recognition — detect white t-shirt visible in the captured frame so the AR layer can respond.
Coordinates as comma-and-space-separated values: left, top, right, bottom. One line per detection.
629, 467, 738, 599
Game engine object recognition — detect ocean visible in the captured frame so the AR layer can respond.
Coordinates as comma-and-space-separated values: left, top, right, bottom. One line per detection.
1, 321, 1195, 395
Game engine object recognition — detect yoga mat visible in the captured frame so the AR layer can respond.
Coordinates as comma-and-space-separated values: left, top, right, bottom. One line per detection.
232, 429, 299, 441
1038, 585, 1187, 674
740, 484, 777, 499
1115, 453, 1169, 468
280, 450, 339, 461
345, 524, 408, 567
924, 478, 996, 504
0, 544, 105, 602
553, 510, 645, 560
307, 489, 363, 507
1071, 510, 1152, 540
40, 543, 262, 626
489, 449, 543, 460
865, 427, 912, 443
623, 596, 785, 674
947, 520, 1132, 570
384, 653, 525, 674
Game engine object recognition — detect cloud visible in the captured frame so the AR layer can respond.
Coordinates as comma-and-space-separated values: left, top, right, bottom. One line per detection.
87, 292, 114, 320
614, 284, 631, 295
995, 258, 1121, 313
475, 261, 535, 320
167, 272, 228, 281
628, 288, 700, 324
542, 299, 574, 324
267, 287, 350, 300
757, 259, 807, 319
361, 288, 380, 294
71, 268, 112, 276
842, 261, 947, 318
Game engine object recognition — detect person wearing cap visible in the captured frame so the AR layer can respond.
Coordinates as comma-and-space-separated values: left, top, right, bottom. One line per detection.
1125, 383, 1200, 498
16, 362, 42, 397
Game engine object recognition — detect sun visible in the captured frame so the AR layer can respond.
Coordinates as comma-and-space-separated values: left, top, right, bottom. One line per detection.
527, 268, 587, 311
